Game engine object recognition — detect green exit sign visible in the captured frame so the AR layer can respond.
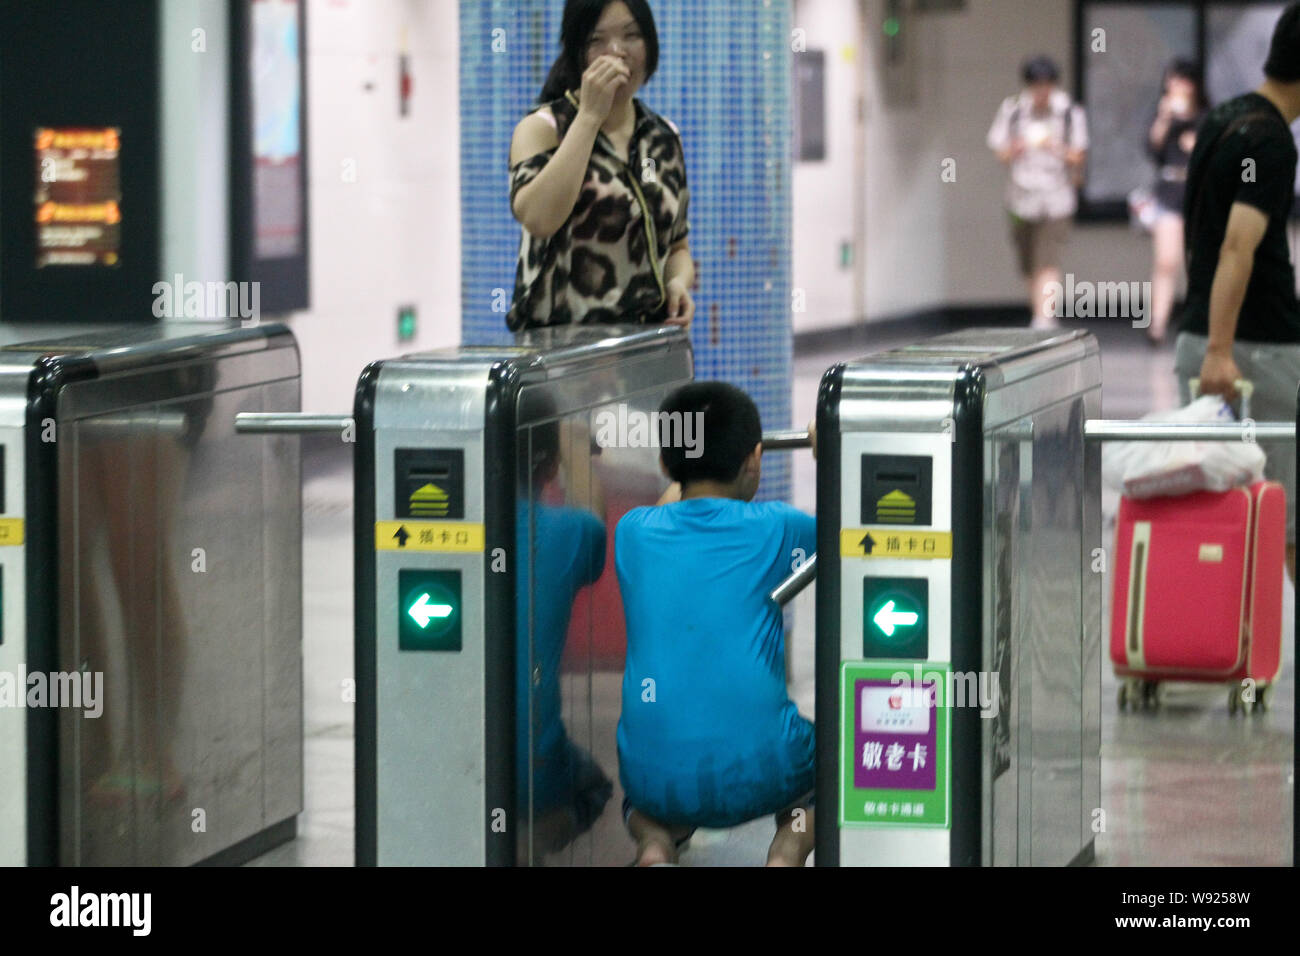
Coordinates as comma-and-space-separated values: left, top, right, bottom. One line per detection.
863, 577, 928, 659
399, 569, 461, 652
397, 305, 417, 342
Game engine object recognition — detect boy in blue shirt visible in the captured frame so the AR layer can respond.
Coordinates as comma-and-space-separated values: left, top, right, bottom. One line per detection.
615, 382, 817, 866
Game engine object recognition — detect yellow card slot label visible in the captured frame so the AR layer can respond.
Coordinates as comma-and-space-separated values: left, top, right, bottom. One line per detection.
0, 518, 24, 546
841, 528, 951, 559
376, 521, 484, 553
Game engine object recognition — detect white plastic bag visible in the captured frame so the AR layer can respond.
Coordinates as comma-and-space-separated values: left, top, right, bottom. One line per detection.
1102, 395, 1265, 498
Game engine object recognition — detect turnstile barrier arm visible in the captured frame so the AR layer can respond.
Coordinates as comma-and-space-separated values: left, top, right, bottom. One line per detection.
236, 420, 820, 444
1084, 420, 1294, 442
771, 554, 817, 606
236, 412, 354, 434
762, 429, 812, 450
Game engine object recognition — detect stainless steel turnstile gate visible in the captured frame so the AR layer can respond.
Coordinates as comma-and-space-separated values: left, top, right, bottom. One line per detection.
351, 325, 692, 865
814, 328, 1103, 866
0, 321, 302, 866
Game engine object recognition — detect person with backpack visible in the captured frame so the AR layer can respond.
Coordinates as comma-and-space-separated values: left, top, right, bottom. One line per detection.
987, 55, 1090, 329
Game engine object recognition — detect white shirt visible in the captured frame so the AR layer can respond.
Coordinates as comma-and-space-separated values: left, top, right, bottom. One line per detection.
987, 89, 1089, 220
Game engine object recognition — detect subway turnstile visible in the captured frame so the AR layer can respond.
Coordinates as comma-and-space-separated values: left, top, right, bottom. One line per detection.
815, 328, 1102, 866
354, 325, 692, 865
0, 321, 302, 866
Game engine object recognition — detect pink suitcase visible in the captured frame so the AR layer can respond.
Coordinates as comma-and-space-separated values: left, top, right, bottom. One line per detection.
1109, 480, 1285, 714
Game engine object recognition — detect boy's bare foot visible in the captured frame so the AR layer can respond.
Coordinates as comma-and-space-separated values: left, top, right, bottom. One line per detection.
765, 835, 807, 866
626, 808, 691, 865
635, 835, 678, 866
766, 807, 815, 866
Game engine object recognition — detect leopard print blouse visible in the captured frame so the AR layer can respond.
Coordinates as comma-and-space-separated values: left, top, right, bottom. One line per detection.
507, 91, 691, 331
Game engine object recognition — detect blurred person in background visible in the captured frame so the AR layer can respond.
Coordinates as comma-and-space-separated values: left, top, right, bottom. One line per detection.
988, 55, 1089, 329
507, 0, 694, 332
1144, 59, 1209, 345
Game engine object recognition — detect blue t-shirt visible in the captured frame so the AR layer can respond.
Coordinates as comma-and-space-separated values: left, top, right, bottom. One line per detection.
615, 497, 817, 828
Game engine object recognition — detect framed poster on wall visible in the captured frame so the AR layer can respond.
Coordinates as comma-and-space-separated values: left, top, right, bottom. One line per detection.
230, 0, 310, 314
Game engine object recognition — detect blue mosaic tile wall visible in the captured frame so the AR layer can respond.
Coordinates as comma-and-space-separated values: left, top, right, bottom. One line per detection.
459, 0, 793, 502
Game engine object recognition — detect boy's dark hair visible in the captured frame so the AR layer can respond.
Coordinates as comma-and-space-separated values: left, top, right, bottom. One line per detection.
1021, 55, 1060, 86
539, 0, 660, 103
1264, 2, 1300, 82
659, 381, 761, 486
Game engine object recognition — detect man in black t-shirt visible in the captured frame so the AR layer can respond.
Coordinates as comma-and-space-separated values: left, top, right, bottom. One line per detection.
1175, 1, 1300, 579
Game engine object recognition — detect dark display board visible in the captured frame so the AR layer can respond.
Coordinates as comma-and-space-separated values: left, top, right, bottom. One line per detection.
230, 0, 310, 314
0, 0, 159, 321
34, 127, 123, 268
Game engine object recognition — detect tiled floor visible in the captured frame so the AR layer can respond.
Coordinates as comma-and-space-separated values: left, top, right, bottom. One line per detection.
250, 318, 1294, 866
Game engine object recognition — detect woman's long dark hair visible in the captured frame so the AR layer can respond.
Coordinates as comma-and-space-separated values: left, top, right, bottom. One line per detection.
538, 0, 660, 103
1163, 58, 1208, 111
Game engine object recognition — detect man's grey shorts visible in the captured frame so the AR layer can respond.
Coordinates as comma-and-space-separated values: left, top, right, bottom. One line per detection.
1174, 331, 1300, 545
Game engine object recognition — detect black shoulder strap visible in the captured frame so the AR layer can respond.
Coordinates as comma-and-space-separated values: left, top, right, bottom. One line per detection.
1185, 109, 1279, 261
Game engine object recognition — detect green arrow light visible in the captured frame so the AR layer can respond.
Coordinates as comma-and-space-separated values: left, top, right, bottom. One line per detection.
873, 599, 919, 637
408, 592, 454, 629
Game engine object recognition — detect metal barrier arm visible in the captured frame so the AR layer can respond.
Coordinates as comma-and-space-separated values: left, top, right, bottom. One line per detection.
236, 412, 354, 434
1084, 420, 1294, 442
237, 421, 823, 442
763, 430, 812, 450
771, 554, 817, 607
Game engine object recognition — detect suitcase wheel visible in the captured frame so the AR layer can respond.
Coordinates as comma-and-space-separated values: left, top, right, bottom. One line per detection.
1118, 679, 1159, 712
1140, 680, 1160, 711
1228, 684, 1262, 716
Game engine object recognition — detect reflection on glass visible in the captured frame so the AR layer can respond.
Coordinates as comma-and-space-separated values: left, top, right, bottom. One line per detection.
516, 409, 613, 863
74, 373, 212, 862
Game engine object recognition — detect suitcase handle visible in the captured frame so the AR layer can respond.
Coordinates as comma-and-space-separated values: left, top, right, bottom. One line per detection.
1189, 378, 1253, 420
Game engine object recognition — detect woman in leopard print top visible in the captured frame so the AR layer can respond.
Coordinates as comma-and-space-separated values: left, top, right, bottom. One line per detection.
507, 0, 694, 332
